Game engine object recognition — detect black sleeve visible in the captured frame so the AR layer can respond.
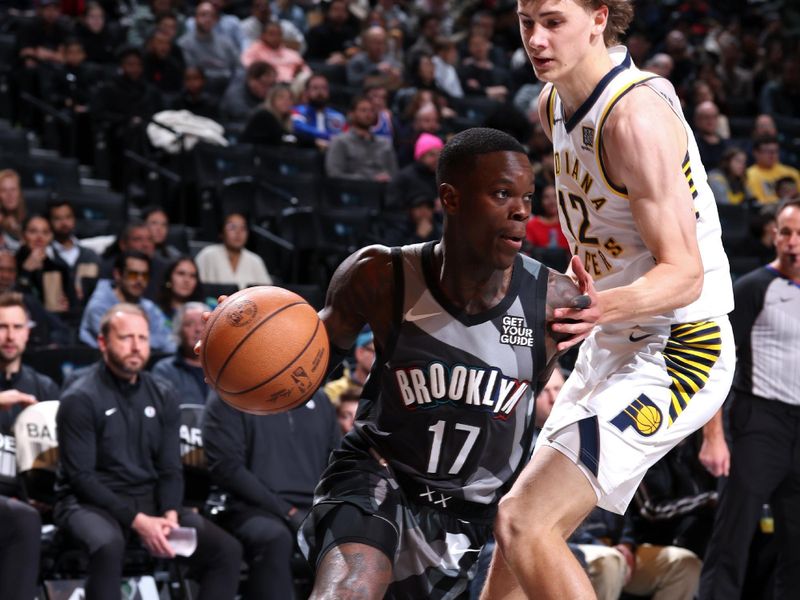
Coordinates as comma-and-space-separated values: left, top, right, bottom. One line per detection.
202, 394, 293, 519
153, 381, 184, 514
730, 269, 769, 350
56, 391, 138, 527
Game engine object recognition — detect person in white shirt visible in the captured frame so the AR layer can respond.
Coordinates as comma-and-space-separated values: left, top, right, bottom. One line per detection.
195, 212, 272, 290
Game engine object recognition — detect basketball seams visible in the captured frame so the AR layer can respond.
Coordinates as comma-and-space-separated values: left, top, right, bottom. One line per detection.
214, 300, 307, 385
218, 314, 324, 396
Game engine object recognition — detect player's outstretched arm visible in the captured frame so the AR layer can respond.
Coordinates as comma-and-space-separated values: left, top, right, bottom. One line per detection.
543, 255, 602, 374
319, 244, 395, 353
598, 86, 704, 323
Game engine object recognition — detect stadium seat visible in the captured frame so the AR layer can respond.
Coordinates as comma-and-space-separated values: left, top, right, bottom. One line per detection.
321, 177, 386, 212
0, 153, 81, 190
256, 145, 325, 177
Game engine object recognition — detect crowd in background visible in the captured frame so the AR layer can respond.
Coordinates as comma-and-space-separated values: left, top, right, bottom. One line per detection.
0, 0, 799, 598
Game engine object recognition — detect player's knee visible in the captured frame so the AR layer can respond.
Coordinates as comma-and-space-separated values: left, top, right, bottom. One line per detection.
494, 496, 530, 552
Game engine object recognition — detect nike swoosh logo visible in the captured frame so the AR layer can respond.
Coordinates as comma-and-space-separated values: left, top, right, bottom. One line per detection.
629, 332, 652, 342
405, 308, 441, 322
105, 408, 117, 416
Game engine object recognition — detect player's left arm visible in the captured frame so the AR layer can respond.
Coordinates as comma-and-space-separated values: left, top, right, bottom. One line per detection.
598, 87, 704, 323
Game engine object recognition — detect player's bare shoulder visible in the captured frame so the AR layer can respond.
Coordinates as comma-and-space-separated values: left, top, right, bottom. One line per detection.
322, 244, 395, 347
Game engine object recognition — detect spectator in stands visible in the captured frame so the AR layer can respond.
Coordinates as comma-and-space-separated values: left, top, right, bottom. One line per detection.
571, 506, 702, 600
56, 303, 242, 600
759, 56, 800, 119
385, 195, 442, 246
291, 74, 347, 149
334, 383, 361, 434
0, 292, 59, 600
432, 36, 464, 99
52, 39, 98, 163
178, 2, 242, 96
324, 328, 375, 405
643, 53, 673, 79
458, 30, 509, 102
325, 96, 397, 182
714, 31, 754, 111
153, 302, 209, 404
0, 170, 25, 245
46, 199, 101, 303
195, 213, 272, 290
406, 13, 441, 61
240, 0, 305, 53
392, 52, 447, 117
305, 0, 360, 63
363, 81, 394, 141
708, 147, 751, 206
346, 26, 403, 90
220, 60, 276, 123
0, 249, 66, 347
100, 220, 166, 301
524, 184, 569, 252
80, 251, 175, 352
241, 82, 297, 145
777, 176, 800, 201
386, 131, 441, 210
185, 0, 246, 53
662, 29, 695, 93
699, 199, 800, 600
127, 0, 184, 48
16, 214, 75, 314
694, 101, 729, 171
746, 136, 800, 205
156, 256, 205, 325
75, 2, 123, 65
394, 99, 442, 167
143, 206, 182, 261
272, 0, 308, 34
203, 387, 340, 600
240, 21, 309, 84
91, 46, 164, 191
16, 0, 68, 67
172, 66, 221, 120
143, 29, 185, 94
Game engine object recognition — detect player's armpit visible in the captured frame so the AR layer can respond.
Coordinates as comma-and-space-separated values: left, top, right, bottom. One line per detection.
319, 245, 395, 351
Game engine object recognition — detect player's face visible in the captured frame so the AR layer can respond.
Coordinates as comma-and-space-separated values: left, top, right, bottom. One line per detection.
517, 0, 606, 83
100, 313, 150, 377
774, 205, 800, 279
457, 151, 533, 269
0, 306, 30, 364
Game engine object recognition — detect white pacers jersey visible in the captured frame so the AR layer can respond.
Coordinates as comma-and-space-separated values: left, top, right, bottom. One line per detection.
545, 46, 733, 326
537, 47, 736, 514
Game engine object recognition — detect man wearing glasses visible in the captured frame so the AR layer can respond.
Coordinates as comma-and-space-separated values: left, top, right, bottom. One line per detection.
79, 251, 175, 352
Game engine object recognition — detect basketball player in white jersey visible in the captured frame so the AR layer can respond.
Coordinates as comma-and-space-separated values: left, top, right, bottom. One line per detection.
480, 2, 735, 599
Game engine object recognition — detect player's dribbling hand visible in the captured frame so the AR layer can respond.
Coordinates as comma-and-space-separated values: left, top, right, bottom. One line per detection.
193, 295, 228, 357
552, 256, 602, 351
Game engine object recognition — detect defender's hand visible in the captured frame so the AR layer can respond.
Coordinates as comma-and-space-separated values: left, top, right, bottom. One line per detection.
551, 256, 602, 352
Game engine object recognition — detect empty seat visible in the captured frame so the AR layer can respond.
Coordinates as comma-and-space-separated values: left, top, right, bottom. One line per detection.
322, 177, 386, 212
256, 145, 324, 177
0, 127, 29, 154
0, 153, 81, 190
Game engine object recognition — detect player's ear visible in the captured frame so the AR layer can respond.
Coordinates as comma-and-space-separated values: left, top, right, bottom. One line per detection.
439, 182, 459, 214
592, 4, 608, 36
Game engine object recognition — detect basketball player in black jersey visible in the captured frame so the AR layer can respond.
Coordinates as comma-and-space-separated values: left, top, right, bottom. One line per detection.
289, 128, 601, 599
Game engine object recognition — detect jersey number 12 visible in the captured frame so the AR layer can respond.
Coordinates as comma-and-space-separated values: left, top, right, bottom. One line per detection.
427, 420, 480, 475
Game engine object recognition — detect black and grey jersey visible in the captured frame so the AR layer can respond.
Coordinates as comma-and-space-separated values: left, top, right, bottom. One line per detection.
352, 241, 549, 505
731, 265, 800, 406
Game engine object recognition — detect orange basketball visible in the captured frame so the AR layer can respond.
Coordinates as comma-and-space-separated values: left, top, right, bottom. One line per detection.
200, 286, 329, 415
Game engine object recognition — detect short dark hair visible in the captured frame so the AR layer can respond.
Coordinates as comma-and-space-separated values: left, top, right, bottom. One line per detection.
219, 212, 248, 233
305, 73, 328, 89
141, 205, 167, 221
436, 127, 527, 187
246, 60, 275, 80
45, 198, 75, 221
349, 95, 370, 112
752, 135, 780, 151
117, 45, 142, 62
0, 291, 28, 315
113, 250, 151, 274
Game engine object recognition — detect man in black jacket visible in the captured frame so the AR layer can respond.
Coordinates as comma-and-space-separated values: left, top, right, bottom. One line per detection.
54, 303, 242, 600
0, 291, 60, 600
203, 388, 340, 600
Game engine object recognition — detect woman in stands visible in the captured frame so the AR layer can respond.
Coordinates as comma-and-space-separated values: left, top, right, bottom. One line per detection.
157, 255, 206, 326
241, 83, 297, 146
708, 147, 753, 206
0, 170, 27, 244
15, 214, 75, 314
